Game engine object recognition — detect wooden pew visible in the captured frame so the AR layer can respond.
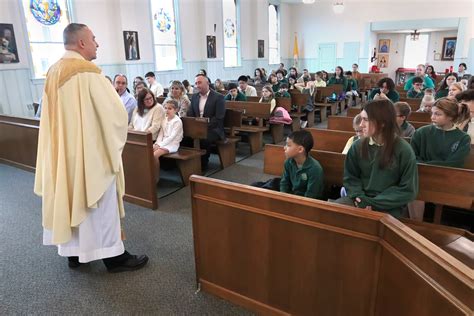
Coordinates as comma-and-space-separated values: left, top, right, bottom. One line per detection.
190, 174, 473, 315
225, 101, 271, 154
289, 90, 316, 128
304, 128, 354, 153
0, 115, 159, 209
400, 97, 422, 111
246, 96, 260, 103
328, 116, 429, 132
263, 144, 474, 223
276, 97, 302, 132
313, 85, 344, 121
347, 107, 431, 123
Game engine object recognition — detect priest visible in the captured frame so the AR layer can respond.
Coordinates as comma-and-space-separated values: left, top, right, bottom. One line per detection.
34, 23, 148, 272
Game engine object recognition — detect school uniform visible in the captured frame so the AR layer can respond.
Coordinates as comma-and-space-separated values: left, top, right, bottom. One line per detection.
275, 91, 291, 98
280, 156, 324, 199
272, 83, 280, 93
344, 137, 418, 217
224, 92, 247, 101
327, 76, 348, 91
411, 125, 471, 168
435, 88, 449, 99
407, 88, 424, 99
342, 135, 360, 155
403, 75, 435, 90
314, 80, 327, 87
346, 78, 358, 92
400, 121, 415, 138
368, 89, 400, 103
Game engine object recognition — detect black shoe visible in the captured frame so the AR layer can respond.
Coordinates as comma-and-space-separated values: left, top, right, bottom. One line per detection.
68, 256, 81, 268
103, 251, 149, 273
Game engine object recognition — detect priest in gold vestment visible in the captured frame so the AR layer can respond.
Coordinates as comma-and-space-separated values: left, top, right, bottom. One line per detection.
34, 23, 148, 272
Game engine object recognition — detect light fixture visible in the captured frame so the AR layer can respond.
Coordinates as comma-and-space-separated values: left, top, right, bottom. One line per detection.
333, 1, 344, 14
410, 30, 420, 41
302, 0, 315, 4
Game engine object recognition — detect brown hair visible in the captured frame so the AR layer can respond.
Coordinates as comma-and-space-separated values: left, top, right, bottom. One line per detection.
394, 102, 411, 119
261, 84, 275, 102
360, 99, 400, 169
433, 98, 463, 122
136, 88, 156, 116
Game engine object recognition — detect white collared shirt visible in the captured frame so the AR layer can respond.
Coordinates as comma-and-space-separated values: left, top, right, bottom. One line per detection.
199, 90, 210, 117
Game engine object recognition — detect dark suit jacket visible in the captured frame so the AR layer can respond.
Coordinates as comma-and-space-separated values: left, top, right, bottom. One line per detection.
187, 89, 226, 140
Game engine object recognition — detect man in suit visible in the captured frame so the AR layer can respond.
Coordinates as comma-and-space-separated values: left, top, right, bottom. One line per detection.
187, 74, 226, 168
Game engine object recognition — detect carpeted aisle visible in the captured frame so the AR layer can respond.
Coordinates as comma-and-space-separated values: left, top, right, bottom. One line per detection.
0, 162, 256, 315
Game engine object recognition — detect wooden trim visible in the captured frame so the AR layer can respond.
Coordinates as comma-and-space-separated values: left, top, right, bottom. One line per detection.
0, 158, 36, 173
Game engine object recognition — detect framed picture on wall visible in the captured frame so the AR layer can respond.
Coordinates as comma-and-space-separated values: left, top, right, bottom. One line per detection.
378, 39, 390, 54
441, 37, 456, 61
123, 31, 140, 60
258, 40, 264, 58
378, 54, 389, 68
207, 35, 216, 59
0, 23, 19, 64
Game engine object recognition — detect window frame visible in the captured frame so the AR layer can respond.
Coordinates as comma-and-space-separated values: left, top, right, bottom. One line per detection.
19, 0, 74, 80
149, 0, 183, 72
222, 0, 241, 68
268, 3, 280, 65
402, 33, 430, 69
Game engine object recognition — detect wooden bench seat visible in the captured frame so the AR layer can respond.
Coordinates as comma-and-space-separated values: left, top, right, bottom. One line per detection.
263, 144, 474, 224
190, 174, 473, 315
163, 147, 205, 186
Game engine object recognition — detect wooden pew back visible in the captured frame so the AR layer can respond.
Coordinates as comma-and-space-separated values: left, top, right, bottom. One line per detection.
275, 97, 292, 112
315, 84, 344, 101
358, 73, 388, 90
328, 116, 428, 132
225, 101, 271, 119
190, 174, 473, 315
246, 96, 260, 103
305, 128, 354, 153
347, 107, 431, 123
399, 97, 422, 111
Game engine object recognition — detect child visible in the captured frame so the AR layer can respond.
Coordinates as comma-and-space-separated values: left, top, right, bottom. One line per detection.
280, 130, 324, 199
394, 102, 415, 137
276, 70, 288, 86
259, 84, 277, 114
423, 88, 434, 98
456, 89, 474, 142
342, 114, 363, 154
417, 95, 435, 113
313, 71, 327, 87
435, 73, 458, 99
287, 75, 297, 90
368, 78, 400, 103
447, 82, 466, 100
275, 83, 291, 98
224, 83, 247, 101
153, 99, 184, 181
182, 79, 193, 94
337, 99, 419, 217
214, 79, 226, 93
345, 71, 359, 106
407, 76, 425, 98
269, 73, 280, 92
408, 98, 471, 220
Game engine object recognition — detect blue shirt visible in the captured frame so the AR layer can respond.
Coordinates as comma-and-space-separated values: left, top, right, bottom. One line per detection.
119, 90, 137, 123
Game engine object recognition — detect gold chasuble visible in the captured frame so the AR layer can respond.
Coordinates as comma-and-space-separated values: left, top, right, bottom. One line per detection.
34, 50, 128, 244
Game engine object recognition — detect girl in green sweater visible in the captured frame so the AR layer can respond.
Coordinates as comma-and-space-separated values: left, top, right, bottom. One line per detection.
338, 99, 419, 217
435, 73, 458, 99
327, 66, 348, 91
408, 97, 471, 220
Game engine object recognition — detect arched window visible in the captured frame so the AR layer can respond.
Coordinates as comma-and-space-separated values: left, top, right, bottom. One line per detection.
150, 0, 182, 71
21, 0, 72, 78
268, 4, 280, 65
222, 0, 240, 67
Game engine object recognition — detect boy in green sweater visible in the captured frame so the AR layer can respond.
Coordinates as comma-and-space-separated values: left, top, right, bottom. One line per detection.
407, 76, 425, 98
280, 130, 324, 199
224, 83, 247, 101
275, 83, 291, 98
338, 99, 418, 217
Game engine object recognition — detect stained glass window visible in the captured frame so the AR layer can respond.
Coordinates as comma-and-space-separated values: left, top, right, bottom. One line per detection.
222, 0, 240, 68
150, 0, 181, 71
268, 4, 280, 65
22, 0, 72, 78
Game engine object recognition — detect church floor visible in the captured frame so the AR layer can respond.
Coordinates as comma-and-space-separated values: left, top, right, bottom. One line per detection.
0, 161, 260, 315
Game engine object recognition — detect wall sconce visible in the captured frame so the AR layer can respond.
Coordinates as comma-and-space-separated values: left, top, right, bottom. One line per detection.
410, 30, 420, 41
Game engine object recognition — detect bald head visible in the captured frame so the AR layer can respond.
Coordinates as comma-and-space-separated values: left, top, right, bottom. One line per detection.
63, 23, 99, 61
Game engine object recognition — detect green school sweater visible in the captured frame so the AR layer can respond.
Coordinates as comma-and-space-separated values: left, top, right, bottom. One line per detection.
224, 92, 247, 101
404, 75, 435, 90
407, 88, 424, 99
344, 137, 418, 217
346, 78, 358, 91
275, 91, 291, 98
435, 88, 448, 99
272, 83, 280, 92
280, 156, 324, 199
368, 88, 400, 103
327, 76, 348, 91
410, 125, 471, 168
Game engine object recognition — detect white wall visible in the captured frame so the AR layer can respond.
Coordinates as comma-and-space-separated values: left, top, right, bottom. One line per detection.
288, 0, 473, 74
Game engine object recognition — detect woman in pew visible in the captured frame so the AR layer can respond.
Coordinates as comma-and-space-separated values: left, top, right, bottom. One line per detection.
426, 65, 437, 81
408, 98, 471, 220
164, 80, 191, 117
338, 99, 419, 218
269, 73, 280, 93
253, 68, 267, 84
368, 77, 400, 103
435, 73, 458, 99
327, 66, 348, 91
129, 88, 165, 141
259, 85, 277, 114
342, 114, 363, 154
153, 99, 184, 181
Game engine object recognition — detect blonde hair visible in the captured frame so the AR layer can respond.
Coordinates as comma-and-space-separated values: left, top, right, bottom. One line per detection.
450, 82, 466, 93
420, 95, 435, 111
394, 101, 411, 118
